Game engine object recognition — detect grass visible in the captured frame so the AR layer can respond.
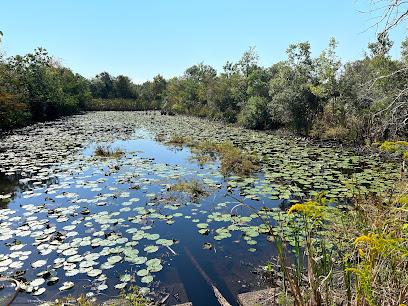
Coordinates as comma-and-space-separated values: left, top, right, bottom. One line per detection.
94, 145, 124, 158
258, 177, 408, 306
169, 180, 208, 199
191, 141, 259, 176
165, 134, 190, 146
163, 136, 259, 176
215, 142, 258, 176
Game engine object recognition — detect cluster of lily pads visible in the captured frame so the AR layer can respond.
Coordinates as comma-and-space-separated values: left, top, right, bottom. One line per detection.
0, 112, 401, 303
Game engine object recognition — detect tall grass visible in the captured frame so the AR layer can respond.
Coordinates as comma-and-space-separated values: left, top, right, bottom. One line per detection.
258, 177, 408, 305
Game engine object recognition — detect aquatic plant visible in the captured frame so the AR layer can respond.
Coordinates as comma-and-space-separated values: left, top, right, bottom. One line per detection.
190, 141, 259, 176
48, 286, 153, 306
0, 112, 403, 305
215, 142, 259, 176
166, 134, 189, 146
265, 180, 408, 305
116, 286, 153, 306
169, 180, 208, 199
94, 145, 124, 158
48, 294, 96, 306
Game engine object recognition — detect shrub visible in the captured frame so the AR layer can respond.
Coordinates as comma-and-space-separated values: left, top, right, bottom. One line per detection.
0, 93, 31, 129
238, 96, 269, 129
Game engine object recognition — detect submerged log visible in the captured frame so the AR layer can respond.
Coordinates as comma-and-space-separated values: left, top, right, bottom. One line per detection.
0, 277, 21, 306
183, 247, 231, 306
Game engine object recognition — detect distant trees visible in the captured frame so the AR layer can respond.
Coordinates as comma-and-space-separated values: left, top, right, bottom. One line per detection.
91, 72, 132, 99
89, 72, 166, 110
158, 38, 407, 141
1, 24, 406, 141
0, 47, 91, 129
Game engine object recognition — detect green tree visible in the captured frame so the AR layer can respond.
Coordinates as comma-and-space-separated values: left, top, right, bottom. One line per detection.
368, 33, 394, 57
115, 75, 134, 99
238, 96, 269, 129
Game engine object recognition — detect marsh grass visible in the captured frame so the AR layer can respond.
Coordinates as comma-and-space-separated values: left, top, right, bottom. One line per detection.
258, 178, 408, 306
193, 141, 258, 176
94, 145, 124, 158
163, 135, 258, 176
214, 142, 258, 176
169, 180, 208, 199
165, 134, 190, 146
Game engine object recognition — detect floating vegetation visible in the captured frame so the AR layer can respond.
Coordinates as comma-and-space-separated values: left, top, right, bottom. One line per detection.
94, 145, 124, 158
0, 112, 402, 305
169, 180, 208, 199
166, 134, 190, 146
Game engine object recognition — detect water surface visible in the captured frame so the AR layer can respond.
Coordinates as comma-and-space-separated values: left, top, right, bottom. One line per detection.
0, 112, 399, 305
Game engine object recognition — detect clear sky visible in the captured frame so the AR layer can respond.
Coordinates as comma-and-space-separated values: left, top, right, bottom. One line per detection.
0, 0, 406, 83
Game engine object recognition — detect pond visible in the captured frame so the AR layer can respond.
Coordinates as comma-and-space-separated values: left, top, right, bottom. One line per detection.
0, 112, 400, 306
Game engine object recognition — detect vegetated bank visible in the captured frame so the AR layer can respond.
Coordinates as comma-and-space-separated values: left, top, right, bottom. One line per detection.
1, 36, 407, 144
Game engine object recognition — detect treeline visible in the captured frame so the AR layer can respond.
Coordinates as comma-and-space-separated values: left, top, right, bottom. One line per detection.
87, 36, 408, 142
160, 37, 408, 142
0, 48, 91, 129
89, 73, 166, 110
1, 34, 407, 142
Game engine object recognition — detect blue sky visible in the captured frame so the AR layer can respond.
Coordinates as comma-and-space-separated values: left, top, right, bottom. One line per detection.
0, 0, 406, 82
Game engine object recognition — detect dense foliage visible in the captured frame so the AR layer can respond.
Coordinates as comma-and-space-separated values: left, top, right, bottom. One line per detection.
0, 48, 91, 129
1, 32, 407, 142
157, 38, 407, 142
89, 73, 166, 111
88, 37, 407, 142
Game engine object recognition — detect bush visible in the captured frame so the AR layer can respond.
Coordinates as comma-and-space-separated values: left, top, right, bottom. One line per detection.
0, 93, 31, 129
288, 87, 320, 135
0, 48, 91, 128
238, 96, 269, 129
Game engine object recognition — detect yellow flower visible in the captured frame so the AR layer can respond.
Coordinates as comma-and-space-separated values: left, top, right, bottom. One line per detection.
354, 234, 375, 245
287, 203, 305, 214
287, 201, 325, 218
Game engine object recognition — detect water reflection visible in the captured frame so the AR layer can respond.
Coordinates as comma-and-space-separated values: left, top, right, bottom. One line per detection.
0, 173, 18, 208
1, 133, 276, 306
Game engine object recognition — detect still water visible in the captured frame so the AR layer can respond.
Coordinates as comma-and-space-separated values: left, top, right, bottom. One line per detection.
0, 112, 399, 305
0, 128, 276, 306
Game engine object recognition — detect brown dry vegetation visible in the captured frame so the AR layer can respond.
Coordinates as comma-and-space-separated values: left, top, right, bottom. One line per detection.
94, 145, 124, 158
